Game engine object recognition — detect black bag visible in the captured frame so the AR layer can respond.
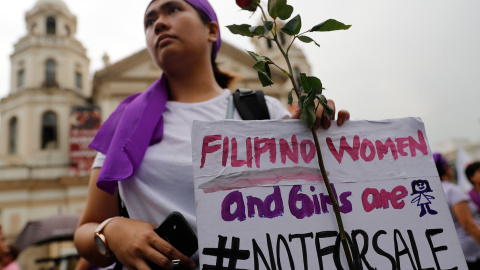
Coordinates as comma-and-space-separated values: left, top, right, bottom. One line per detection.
232, 89, 270, 120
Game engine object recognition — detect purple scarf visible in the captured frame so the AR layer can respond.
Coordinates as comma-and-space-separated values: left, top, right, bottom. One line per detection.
469, 189, 480, 211
89, 0, 221, 194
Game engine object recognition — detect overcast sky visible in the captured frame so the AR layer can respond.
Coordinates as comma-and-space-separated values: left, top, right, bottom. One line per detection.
1, 0, 479, 151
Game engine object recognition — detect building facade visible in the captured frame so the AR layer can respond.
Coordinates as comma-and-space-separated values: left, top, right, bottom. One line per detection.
0, 0, 310, 268
0, 0, 91, 235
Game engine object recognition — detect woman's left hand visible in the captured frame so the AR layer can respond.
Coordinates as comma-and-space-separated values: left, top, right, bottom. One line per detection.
291, 99, 350, 129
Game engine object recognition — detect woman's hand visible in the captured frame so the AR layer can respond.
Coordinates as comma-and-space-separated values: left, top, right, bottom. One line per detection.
74, 168, 195, 269
291, 99, 350, 129
104, 218, 196, 270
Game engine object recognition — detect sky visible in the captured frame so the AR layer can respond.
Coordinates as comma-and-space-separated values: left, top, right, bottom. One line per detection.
1, 0, 479, 151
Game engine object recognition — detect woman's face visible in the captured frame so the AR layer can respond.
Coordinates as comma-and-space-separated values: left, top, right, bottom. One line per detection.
144, 0, 218, 70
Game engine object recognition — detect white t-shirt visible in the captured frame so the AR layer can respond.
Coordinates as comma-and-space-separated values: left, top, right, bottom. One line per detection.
442, 180, 480, 262
93, 89, 290, 250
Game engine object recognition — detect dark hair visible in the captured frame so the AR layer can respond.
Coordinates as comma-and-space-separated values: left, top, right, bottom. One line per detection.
212, 60, 235, 89
465, 162, 480, 184
411, 179, 433, 195
195, 8, 235, 89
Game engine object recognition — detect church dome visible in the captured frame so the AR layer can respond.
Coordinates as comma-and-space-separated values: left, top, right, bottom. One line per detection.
27, 0, 74, 18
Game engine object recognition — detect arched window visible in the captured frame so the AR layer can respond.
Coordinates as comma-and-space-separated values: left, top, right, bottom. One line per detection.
45, 59, 56, 87
75, 71, 82, 89
41, 111, 58, 149
17, 69, 25, 88
266, 39, 272, 49
46, 16, 56, 35
9, 117, 17, 154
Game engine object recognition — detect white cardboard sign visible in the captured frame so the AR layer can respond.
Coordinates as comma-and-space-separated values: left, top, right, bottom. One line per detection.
192, 117, 467, 270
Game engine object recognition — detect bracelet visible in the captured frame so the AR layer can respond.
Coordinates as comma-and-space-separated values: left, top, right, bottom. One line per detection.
94, 216, 123, 256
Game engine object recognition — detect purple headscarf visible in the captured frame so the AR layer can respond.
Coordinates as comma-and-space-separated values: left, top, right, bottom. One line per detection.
433, 152, 448, 178
89, 0, 221, 194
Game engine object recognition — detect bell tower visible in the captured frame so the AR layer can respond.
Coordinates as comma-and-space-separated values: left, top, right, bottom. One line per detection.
10, 0, 90, 94
0, 0, 90, 171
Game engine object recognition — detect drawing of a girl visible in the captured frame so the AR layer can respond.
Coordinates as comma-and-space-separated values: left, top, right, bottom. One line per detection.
411, 179, 438, 217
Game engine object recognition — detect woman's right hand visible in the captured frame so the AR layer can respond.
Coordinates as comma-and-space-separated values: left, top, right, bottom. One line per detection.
104, 217, 196, 270
74, 168, 196, 270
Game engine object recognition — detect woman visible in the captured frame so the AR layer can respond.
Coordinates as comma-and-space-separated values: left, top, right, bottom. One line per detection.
435, 153, 480, 269
466, 162, 480, 212
74, 1, 350, 269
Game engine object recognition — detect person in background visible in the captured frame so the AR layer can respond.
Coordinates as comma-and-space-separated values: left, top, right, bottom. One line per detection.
0, 244, 20, 270
466, 162, 480, 212
0, 226, 6, 250
435, 153, 480, 269
0, 225, 7, 270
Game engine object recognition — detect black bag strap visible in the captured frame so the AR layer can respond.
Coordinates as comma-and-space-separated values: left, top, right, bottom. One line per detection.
233, 89, 270, 120
118, 191, 129, 218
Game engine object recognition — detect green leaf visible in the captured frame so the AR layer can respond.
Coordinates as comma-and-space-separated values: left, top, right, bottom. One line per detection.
300, 106, 316, 128
226, 24, 255, 37
253, 61, 265, 72
318, 95, 333, 119
304, 92, 316, 108
298, 35, 320, 47
265, 62, 272, 79
281, 15, 302, 35
257, 71, 274, 87
268, 0, 293, 20
311, 19, 351, 32
253, 62, 273, 87
298, 95, 306, 109
277, 5, 293, 20
253, 61, 271, 78
300, 73, 322, 94
247, 51, 271, 62
268, 0, 282, 19
249, 25, 265, 35
311, 86, 322, 96
300, 111, 315, 128
288, 90, 293, 106
300, 92, 317, 128
264, 21, 274, 31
